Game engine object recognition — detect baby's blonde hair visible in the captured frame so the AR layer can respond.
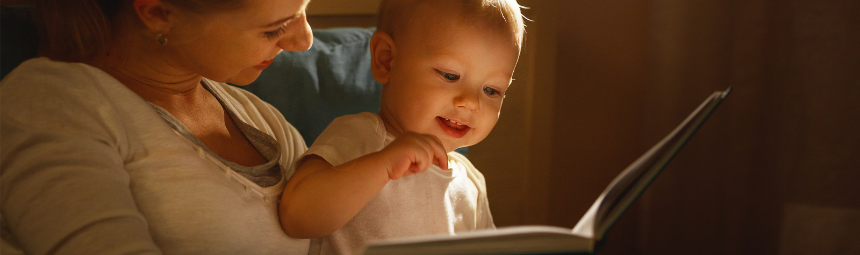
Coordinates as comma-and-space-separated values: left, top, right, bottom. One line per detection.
377, 0, 525, 48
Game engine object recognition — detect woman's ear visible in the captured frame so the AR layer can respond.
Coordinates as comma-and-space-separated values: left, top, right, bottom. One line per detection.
133, 0, 171, 34
370, 31, 396, 85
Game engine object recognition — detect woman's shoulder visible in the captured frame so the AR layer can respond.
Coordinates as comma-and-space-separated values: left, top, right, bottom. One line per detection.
0, 57, 127, 100
0, 57, 153, 156
0, 58, 138, 114
2, 57, 101, 86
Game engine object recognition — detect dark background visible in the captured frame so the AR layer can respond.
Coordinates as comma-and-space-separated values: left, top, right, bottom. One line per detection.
467, 0, 860, 254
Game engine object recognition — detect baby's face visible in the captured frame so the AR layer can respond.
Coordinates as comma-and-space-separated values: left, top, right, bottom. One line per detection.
379, 14, 520, 152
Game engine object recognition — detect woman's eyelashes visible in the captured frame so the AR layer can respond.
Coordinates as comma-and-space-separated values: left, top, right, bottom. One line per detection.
264, 14, 300, 40
264, 24, 288, 40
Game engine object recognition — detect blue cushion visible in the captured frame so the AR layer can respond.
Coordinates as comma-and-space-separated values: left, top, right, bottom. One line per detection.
241, 28, 382, 145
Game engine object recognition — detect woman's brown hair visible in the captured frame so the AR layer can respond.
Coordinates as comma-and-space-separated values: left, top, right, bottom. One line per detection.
33, 0, 245, 63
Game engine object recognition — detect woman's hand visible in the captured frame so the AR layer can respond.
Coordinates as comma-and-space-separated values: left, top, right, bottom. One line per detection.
379, 132, 448, 180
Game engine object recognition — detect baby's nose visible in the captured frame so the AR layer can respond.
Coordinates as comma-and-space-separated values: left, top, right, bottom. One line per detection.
454, 88, 480, 111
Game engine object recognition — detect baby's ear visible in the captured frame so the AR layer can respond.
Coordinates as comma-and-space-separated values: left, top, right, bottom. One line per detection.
370, 31, 395, 85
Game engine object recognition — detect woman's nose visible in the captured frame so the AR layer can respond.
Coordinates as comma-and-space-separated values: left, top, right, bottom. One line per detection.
279, 14, 313, 51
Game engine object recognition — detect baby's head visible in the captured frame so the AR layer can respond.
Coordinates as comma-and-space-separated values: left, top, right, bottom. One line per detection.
370, 0, 525, 152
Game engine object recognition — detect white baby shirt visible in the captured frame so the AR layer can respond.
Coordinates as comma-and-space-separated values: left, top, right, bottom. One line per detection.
302, 112, 494, 255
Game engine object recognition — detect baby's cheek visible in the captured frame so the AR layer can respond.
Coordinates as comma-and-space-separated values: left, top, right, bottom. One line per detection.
492, 99, 505, 113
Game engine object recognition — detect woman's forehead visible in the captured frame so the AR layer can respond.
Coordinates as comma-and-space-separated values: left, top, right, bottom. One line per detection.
198, 0, 309, 25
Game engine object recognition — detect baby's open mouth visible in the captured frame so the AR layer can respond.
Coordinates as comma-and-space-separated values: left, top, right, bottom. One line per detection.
437, 116, 471, 139
439, 117, 468, 130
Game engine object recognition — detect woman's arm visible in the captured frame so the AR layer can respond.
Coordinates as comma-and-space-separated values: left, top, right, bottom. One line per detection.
278, 132, 448, 239
0, 63, 162, 254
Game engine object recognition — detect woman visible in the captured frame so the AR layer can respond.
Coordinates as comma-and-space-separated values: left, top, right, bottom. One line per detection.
0, 0, 313, 254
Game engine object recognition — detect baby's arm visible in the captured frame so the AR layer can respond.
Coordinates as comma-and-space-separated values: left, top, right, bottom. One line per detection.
278, 132, 448, 238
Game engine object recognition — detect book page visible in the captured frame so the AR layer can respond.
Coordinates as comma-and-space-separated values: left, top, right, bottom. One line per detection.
364, 226, 593, 255
361, 88, 730, 255
571, 197, 598, 238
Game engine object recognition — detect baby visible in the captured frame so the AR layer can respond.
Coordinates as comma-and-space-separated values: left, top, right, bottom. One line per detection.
279, 0, 525, 254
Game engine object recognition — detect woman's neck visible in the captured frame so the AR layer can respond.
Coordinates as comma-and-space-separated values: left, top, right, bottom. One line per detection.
89, 32, 210, 111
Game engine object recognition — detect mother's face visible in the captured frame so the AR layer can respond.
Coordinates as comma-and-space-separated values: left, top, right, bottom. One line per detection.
162, 0, 313, 85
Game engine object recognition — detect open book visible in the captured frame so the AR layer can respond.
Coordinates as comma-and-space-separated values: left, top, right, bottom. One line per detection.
360, 88, 732, 255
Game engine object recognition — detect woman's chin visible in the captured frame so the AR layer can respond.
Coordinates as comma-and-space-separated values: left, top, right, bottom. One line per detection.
225, 71, 263, 86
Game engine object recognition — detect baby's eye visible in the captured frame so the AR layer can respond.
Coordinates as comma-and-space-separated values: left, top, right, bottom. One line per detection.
444, 73, 459, 81
483, 86, 499, 96
436, 70, 460, 81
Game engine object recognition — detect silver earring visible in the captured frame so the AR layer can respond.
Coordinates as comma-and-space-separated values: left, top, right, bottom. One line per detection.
156, 34, 168, 46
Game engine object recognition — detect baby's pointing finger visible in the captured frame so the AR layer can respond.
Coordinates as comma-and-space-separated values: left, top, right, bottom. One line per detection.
428, 136, 448, 170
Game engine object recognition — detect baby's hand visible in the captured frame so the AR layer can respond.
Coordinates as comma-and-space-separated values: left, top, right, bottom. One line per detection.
380, 132, 448, 180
